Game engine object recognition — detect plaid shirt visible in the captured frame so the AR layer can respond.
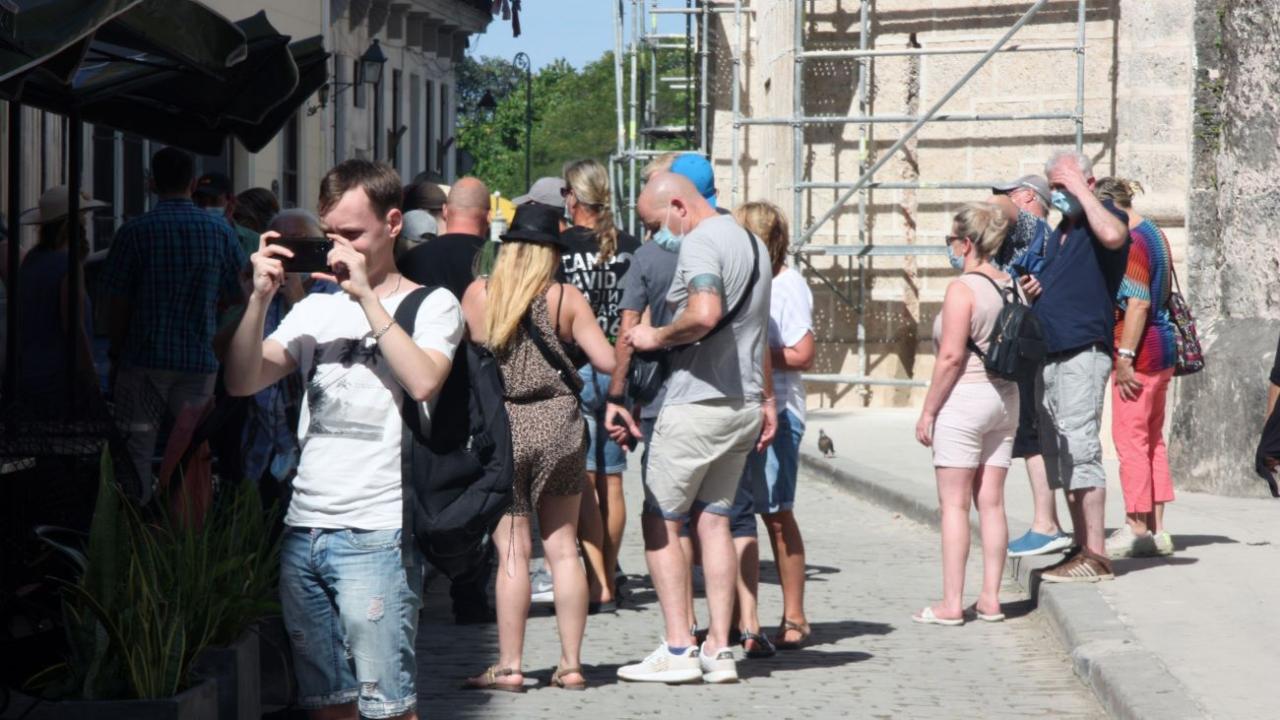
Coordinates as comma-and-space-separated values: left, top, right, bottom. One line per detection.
103, 198, 248, 374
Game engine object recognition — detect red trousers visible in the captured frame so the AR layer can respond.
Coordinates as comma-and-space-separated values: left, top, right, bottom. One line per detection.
1111, 367, 1175, 514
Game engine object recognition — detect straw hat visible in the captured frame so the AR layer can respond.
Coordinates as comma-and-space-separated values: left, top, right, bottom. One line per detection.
21, 186, 109, 225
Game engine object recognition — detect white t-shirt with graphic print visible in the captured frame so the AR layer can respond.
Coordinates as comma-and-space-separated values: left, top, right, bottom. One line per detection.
268, 288, 463, 530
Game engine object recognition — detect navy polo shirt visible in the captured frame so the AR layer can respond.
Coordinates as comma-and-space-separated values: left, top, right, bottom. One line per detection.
1032, 200, 1130, 354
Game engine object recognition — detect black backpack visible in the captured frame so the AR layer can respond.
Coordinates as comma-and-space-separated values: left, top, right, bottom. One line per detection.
963, 273, 1047, 382
394, 288, 514, 579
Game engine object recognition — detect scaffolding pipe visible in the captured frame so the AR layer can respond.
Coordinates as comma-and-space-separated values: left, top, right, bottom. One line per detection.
798, 244, 947, 257
855, 0, 871, 397
613, 0, 626, 158
628, 0, 640, 233
792, 0, 804, 250
1075, 0, 1086, 150
741, 110, 1076, 126
797, 0, 1052, 248
802, 375, 929, 388
698, 0, 710, 154
649, 6, 659, 142
730, 0, 742, 206
800, 180, 1024, 190
649, 5, 749, 13
801, 42, 1075, 59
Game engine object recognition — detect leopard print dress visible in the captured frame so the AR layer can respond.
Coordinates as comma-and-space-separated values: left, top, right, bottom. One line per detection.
498, 292, 586, 516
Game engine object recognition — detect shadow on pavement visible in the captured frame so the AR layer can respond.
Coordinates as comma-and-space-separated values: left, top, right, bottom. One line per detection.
758, 560, 842, 585
1113, 555, 1200, 575
1172, 534, 1238, 549
738, 649, 875, 679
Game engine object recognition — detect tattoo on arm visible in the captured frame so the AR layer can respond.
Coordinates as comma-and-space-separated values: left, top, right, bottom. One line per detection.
688, 273, 725, 299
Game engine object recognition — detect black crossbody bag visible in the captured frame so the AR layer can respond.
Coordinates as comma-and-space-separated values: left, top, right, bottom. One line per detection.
627, 231, 762, 405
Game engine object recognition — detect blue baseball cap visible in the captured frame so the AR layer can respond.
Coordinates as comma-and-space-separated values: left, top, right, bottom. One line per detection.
670, 153, 717, 207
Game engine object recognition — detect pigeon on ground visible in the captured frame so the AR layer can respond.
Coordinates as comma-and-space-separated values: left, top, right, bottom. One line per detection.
818, 429, 835, 458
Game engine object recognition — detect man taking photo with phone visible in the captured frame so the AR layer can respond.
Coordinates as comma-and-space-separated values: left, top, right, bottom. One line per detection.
225, 159, 462, 720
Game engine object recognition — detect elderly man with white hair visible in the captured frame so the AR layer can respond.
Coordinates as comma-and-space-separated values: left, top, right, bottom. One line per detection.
1031, 149, 1130, 584
608, 172, 775, 685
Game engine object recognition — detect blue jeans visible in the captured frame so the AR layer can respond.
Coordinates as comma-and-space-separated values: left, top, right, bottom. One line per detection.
579, 365, 628, 473
280, 528, 424, 719
743, 409, 805, 514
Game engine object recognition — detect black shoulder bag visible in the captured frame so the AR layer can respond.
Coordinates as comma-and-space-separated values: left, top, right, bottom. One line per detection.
521, 285, 586, 396
627, 231, 762, 405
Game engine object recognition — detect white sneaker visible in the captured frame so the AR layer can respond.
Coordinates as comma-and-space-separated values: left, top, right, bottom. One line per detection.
617, 643, 702, 684
699, 642, 739, 684
1153, 530, 1175, 556
530, 566, 554, 604
1105, 525, 1139, 559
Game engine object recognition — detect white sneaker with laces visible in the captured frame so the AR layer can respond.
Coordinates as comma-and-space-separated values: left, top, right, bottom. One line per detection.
699, 642, 739, 684
1105, 525, 1139, 559
1153, 530, 1175, 556
617, 642, 702, 684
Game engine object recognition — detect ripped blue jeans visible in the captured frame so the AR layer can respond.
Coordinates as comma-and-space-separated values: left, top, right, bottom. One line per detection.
280, 528, 424, 719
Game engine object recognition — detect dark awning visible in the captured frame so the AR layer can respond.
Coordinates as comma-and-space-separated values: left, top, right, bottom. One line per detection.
0, 2, 328, 154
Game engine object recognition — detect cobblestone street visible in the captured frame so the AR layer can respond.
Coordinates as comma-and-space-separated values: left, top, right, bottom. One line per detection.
415, 468, 1102, 719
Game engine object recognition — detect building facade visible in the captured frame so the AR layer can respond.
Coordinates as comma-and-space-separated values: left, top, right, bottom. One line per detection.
2, 0, 493, 251
705, 0, 1196, 410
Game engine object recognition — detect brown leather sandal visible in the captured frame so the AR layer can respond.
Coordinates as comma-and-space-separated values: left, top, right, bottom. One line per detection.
773, 619, 811, 650
550, 665, 587, 691
462, 665, 525, 692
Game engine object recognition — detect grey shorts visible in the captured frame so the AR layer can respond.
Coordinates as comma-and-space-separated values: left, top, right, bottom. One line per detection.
1036, 344, 1112, 491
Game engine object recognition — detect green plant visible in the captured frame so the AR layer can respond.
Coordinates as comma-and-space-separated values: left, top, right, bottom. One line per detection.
31, 450, 281, 700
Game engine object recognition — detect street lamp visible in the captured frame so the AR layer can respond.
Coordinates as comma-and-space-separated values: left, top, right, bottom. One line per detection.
513, 51, 532, 192
307, 39, 388, 115
477, 90, 498, 113
357, 38, 387, 87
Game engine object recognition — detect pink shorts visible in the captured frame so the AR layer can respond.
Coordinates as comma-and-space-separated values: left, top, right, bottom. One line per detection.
932, 381, 1020, 469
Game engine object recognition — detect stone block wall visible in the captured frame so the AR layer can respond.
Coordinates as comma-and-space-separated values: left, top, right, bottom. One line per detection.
705, 0, 1196, 411
1168, 0, 1280, 497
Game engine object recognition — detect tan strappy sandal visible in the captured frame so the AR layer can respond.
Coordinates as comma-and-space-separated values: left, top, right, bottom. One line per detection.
550, 665, 587, 691
774, 619, 812, 649
462, 665, 525, 692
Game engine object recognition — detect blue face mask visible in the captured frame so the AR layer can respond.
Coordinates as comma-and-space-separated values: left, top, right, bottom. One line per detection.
651, 207, 685, 253
204, 206, 228, 222
945, 241, 965, 270
1050, 190, 1083, 220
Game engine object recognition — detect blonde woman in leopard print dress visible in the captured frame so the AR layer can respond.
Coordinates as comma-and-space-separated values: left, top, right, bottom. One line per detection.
460, 204, 616, 692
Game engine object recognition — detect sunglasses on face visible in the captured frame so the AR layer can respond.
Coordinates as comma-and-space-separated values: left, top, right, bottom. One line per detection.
560, 187, 572, 197
944, 235, 968, 245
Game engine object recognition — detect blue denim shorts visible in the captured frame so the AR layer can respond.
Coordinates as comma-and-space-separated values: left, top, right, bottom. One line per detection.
743, 409, 805, 514
280, 528, 424, 719
579, 366, 628, 474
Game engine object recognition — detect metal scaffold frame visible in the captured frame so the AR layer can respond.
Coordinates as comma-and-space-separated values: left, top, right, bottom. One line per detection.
612, 0, 1088, 392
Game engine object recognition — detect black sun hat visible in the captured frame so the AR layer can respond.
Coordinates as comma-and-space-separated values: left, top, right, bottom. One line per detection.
500, 202, 565, 248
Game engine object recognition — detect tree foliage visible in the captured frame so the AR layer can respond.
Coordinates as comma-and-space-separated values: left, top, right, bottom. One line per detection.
456, 47, 696, 199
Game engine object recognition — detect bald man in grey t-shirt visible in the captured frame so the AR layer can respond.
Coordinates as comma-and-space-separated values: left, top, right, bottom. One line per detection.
608, 172, 775, 687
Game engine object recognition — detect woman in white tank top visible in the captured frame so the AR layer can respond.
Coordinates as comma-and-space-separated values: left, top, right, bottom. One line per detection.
913, 202, 1021, 626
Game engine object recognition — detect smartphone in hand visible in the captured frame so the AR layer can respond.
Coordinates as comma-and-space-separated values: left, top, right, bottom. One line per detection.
270, 237, 333, 274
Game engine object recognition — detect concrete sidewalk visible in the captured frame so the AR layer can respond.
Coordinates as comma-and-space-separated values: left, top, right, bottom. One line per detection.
797, 408, 1278, 720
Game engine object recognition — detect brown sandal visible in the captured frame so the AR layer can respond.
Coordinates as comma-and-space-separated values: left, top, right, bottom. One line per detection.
773, 619, 811, 650
462, 665, 525, 692
550, 665, 587, 691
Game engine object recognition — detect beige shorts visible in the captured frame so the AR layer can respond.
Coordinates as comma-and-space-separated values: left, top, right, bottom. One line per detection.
644, 398, 763, 520
932, 381, 1019, 469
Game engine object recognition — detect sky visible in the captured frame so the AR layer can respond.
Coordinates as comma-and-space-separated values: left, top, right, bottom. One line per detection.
469, 0, 620, 70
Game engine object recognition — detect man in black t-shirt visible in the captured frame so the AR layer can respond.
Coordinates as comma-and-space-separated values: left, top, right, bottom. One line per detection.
396, 176, 494, 624
398, 177, 490, 301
